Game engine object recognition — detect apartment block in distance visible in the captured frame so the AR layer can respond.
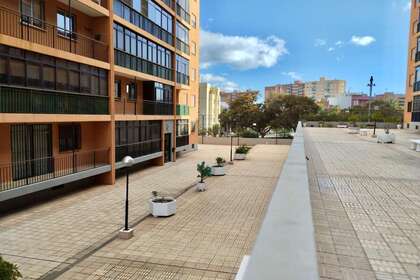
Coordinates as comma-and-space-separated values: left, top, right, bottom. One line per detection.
264, 81, 305, 101
0, 0, 200, 202
304, 77, 346, 101
199, 82, 221, 131
405, 0, 420, 129
220, 90, 259, 108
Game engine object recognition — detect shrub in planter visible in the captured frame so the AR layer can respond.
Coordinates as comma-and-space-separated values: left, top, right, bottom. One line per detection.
212, 157, 226, 176
0, 256, 22, 280
234, 145, 251, 160
197, 162, 212, 191
149, 191, 176, 217
240, 130, 259, 138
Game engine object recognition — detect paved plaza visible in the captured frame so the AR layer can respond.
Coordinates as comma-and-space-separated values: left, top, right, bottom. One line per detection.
0, 145, 289, 280
306, 128, 420, 280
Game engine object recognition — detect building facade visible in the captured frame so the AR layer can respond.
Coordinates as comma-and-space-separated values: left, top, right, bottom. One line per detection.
405, 0, 420, 129
304, 77, 346, 101
0, 0, 200, 201
199, 82, 221, 131
220, 90, 259, 108
264, 81, 304, 101
375, 92, 405, 109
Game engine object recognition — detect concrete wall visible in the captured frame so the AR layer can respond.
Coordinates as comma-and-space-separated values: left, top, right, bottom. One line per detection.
198, 136, 292, 146
304, 121, 400, 129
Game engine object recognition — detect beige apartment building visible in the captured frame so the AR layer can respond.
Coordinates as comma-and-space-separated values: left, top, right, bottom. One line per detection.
0, 0, 200, 202
265, 81, 305, 101
405, 0, 420, 129
304, 77, 346, 101
199, 83, 221, 131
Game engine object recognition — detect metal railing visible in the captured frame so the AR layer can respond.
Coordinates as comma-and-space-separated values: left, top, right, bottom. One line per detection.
162, 0, 175, 9
114, 49, 173, 81
176, 38, 190, 55
176, 104, 189, 115
176, 3, 190, 24
176, 71, 190, 85
0, 5, 108, 62
0, 149, 109, 192
143, 100, 174, 115
0, 85, 109, 115
176, 135, 189, 147
114, 0, 173, 45
115, 139, 161, 162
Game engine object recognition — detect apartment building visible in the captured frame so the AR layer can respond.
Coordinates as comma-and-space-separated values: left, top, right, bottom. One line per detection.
0, 0, 200, 202
264, 81, 305, 101
220, 90, 259, 108
405, 0, 420, 129
198, 82, 221, 131
304, 77, 346, 101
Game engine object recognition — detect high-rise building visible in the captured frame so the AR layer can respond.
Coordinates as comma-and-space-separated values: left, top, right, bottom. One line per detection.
264, 81, 305, 101
0, 0, 200, 201
220, 90, 259, 108
304, 77, 346, 101
199, 83, 221, 131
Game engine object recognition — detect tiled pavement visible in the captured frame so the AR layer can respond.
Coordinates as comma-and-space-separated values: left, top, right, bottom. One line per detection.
305, 128, 420, 280
54, 145, 289, 280
0, 145, 289, 279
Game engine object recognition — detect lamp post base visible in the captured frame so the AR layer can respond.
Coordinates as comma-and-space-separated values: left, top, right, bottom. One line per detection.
118, 228, 134, 239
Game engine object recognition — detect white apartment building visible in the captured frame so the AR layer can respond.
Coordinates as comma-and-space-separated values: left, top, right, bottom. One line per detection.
199, 83, 222, 130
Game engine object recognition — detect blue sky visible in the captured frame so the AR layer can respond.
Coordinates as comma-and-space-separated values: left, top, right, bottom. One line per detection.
199, 0, 411, 101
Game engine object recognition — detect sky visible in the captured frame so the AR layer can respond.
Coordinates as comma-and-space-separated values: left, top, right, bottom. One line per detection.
199, 0, 411, 101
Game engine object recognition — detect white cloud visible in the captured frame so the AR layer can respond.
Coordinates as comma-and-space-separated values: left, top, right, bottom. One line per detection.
403, 1, 411, 11
200, 30, 288, 70
282, 72, 303, 81
328, 47, 335, 52
314, 39, 327, 47
350, 35, 376, 46
201, 73, 240, 92
335, 41, 344, 47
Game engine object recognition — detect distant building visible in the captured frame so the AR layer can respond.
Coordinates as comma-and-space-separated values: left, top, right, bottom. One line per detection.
375, 92, 405, 109
304, 77, 346, 101
351, 94, 370, 107
328, 95, 352, 109
199, 83, 222, 131
220, 90, 259, 108
265, 81, 305, 101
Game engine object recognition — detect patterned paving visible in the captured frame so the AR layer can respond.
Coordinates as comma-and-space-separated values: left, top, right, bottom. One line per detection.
305, 128, 420, 280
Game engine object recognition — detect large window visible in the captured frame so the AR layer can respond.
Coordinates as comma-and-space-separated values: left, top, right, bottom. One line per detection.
20, 0, 45, 27
59, 124, 81, 152
176, 55, 189, 85
176, 119, 189, 136
115, 80, 121, 99
176, 22, 189, 43
57, 11, 76, 38
0, 45, 108, 96
127, 82, 137, 101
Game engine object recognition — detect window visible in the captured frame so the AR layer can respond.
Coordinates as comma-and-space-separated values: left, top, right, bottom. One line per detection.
21, 0, 45, 27
59, 124, 81, 152
191, 41, 196, 55
127, 82, 137, 100
57, 11, 75, 38
408, 101, 413, 112
176, 22, 189, 43
191, 13, 197, 28
191, 95, 196, 107
176, 120, 189, 136
115, 80, 121, 99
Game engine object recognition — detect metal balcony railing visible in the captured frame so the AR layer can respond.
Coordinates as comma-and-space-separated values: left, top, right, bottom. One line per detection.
176, 38, 190, 55
115, 139, 161, 162
114, 49, 173, 81
176, 71, 190, 85
176, 135, 189, 147
176, 104, 189, 115
176, 3, 190, 24
143, 100, 174, 115
0, 149, 109, 192
0, 85, 109, 115
0, 5, 108, 62
114, 0, 173, 45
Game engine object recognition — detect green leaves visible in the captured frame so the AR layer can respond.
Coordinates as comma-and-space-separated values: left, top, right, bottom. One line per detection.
0, 256, 22, 280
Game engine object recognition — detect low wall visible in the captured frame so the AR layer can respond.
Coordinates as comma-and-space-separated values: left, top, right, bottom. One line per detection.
198, 136, 292, 146
242, 122, 319, 280
305, 121, 399, 129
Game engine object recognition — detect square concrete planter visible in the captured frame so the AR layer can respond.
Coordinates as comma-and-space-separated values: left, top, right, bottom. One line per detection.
377, 133, 396, 144
234, 153, 246, 160
196, 182, 206, 192
149, 198, 176, 217
118, 228, 134, 239
211, 166, 226, 176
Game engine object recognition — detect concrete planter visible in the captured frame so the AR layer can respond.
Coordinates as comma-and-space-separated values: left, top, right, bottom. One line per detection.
118, 228, 134, 239
234, 153, 246, 160
377, 133, 396, 144
149, 198, 176, 217
196, 182, 206, 192
212, 166, 225, 176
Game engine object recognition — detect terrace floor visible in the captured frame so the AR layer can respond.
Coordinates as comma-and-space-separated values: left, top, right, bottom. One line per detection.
0, 144, 289, 280
305, 128, 420, 280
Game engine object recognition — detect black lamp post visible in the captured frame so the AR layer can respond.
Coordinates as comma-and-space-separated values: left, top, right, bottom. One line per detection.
230, 131, 235, 163
119, 156, 134, 239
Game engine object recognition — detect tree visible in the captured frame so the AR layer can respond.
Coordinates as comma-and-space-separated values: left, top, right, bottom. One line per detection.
225, 93, 259, 133
209, 124, 220, 137
251, 103, 272, 138
0, 257, 22, 280
267, 95, 319, 131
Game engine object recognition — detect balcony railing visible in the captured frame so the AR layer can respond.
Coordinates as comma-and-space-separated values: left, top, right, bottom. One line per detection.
176, 72, 190, 85
176, 3, 190, 24
143, 100, 174, 115
0, 5, 108, 62
414, 81, 420, 92
162, 0, 175, 9
115, 49, 173, 81
115, 139, 161, 162
176, 135, 189, 147
176, 104, 189, 115
0, 149, 109, 192
176, 38, 190, 55
0, 85, 109, 115
114, 0, 173, 45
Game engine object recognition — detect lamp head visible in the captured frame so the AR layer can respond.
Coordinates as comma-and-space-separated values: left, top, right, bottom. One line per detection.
122, 156, 134, 167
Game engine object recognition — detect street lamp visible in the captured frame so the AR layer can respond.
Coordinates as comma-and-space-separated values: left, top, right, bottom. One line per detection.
229, 131, 235, 164
119, 155, 135, 239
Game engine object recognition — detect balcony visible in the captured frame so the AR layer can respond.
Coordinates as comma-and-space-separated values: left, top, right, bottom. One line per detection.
176, 72, 190, 85
143, 100, 174, 115
176, 104, 190, 116
176, 38, 190, 55
0, 85, 109, 115
0, 149, 109, 194
57, 0, 109, 17
414, 81, 420, 92
115, 140, 161, 162
114, 49, 173, 81
114, 0, 173, 45
0, 6, 108, 62
176, 135, 189, 148
162, 0, 175, 9
176, 3, 190, 24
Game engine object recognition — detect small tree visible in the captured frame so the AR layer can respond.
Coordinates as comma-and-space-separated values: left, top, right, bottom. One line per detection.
197, 162, 212, 183
210, 124, 220, 137
348, 114, 360, 127
215, 157, 226, 167
0, 257, 22, 280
